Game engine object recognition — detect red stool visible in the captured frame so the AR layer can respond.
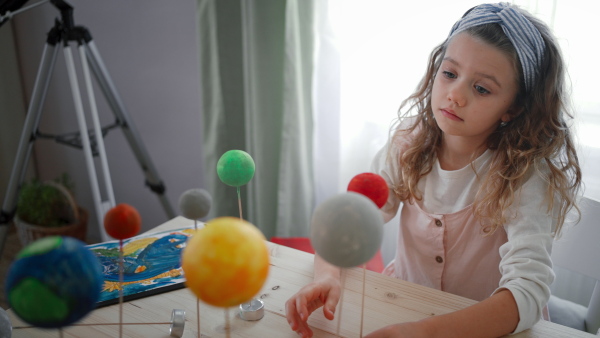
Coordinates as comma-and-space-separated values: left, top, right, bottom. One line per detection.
270, 237, 384, 273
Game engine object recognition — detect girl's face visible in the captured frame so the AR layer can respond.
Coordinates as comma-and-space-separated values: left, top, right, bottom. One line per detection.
431, 32, 519, 145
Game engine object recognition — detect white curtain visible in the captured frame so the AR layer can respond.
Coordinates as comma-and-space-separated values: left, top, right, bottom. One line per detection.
198, 0, 316, 239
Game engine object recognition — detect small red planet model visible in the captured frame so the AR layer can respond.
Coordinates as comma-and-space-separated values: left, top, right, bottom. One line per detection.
103, 203, 142, 240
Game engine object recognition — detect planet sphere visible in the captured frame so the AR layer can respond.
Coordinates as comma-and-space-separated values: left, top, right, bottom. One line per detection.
347, 172, 389, 209
182, 217, 269, 307
104, 203, 142, 240
216, 150, 255, 187
310, 192, 384, 268
178, 188, 212, 220
5, 236, 103, 328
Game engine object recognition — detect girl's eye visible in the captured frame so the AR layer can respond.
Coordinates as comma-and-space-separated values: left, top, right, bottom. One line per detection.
475, 85, 490, 94
442, 71, 456, 79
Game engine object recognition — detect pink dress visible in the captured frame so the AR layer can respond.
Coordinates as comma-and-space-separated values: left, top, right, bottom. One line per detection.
382, 200, 507, 302
373, 119, 554, 333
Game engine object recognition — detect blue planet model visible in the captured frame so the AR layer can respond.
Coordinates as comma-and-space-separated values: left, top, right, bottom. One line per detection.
5, 236, 103, 328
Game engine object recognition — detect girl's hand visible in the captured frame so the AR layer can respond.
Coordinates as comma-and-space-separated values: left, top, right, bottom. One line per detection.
285, 276, 341, 338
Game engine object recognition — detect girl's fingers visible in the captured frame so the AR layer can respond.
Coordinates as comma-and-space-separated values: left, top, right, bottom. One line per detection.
295, 285, 324, 320
286, 292, 314, 333
323, 283, 341, 320
289, 303, 313, 337
286, 282, 338, 336
295, 291, 311, 321
285, 297, 302, 330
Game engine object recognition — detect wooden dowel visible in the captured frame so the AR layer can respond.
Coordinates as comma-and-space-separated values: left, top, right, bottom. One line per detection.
360, 264, 367, 338
336, 268, 347, 336
237, 186, 243, 220
14, 322, 173, 329
194, 219, 201, 337
197, 299, 201, 337
118, 239, 124, 338
225, 307, 231, 338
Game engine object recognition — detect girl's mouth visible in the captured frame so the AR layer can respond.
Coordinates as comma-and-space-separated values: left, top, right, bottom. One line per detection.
441, 109, 463, 121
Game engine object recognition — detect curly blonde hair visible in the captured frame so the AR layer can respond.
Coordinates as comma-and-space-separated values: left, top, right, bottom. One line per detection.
390, 10, 581, 236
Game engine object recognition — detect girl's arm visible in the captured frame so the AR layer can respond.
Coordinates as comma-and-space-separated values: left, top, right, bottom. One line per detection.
365, 289, 519, 338
313, 253, 342, 283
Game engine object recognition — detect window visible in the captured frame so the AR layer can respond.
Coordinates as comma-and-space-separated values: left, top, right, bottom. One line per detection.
327, 0, 600, 199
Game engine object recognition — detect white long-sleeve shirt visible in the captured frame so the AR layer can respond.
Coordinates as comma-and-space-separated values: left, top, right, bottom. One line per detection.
371, 123, 555, 333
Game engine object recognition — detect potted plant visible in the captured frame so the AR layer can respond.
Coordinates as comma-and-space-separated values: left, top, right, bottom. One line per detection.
14, 173, 88, 246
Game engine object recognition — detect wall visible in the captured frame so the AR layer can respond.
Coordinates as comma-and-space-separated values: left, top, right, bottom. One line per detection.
3, 0, 205, 243
0, 23, 26, 203
0, 20, 33, 252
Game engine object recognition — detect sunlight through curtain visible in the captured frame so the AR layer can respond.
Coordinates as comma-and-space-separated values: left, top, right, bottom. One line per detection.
316, 0, 600, 264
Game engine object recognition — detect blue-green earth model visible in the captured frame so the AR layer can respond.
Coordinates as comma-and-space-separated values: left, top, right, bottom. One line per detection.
5, 236, 103, 328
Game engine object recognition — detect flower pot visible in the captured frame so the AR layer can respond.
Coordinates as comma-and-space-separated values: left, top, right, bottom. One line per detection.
15, 180, 88, 246
15, 207, 89, 246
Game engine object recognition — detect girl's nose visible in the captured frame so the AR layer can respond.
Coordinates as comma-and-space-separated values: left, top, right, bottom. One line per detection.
447, 84, 467, 107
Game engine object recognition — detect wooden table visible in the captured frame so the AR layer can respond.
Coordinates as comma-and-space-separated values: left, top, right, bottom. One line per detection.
8, 216, 595, 337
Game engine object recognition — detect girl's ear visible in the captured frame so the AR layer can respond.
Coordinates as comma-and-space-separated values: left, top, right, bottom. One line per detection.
504, 103, 524, 122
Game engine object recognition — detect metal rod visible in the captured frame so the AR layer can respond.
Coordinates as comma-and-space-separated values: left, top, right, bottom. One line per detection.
63, 44, 107, 240
79, 44, 116, 209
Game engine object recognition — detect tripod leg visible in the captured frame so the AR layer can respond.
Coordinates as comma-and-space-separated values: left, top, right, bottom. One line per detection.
0, 43, 59, 253
83, 40, 175, 219
63, 44, 111, 241
78, 44, 116, 208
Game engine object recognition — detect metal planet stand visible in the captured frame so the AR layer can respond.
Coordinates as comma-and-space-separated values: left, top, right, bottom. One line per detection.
0, 0, 175, 253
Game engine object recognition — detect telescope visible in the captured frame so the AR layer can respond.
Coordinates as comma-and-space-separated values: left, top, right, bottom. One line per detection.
0, 0, 175, 254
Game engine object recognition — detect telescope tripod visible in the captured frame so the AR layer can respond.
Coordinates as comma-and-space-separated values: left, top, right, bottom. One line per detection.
0, 0, 175, 253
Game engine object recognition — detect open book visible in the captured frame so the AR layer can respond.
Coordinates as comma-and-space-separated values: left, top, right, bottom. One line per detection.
87, 226, 195, 307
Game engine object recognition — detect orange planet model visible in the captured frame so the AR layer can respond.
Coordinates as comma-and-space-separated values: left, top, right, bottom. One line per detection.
103, 204, 142, 240
182, 217, 270, 307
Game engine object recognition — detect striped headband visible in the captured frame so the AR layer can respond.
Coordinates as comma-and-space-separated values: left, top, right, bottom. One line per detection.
448, 2, 546, 91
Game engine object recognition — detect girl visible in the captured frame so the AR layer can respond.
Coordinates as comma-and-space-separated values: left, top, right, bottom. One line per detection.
286, 3, 582, 338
